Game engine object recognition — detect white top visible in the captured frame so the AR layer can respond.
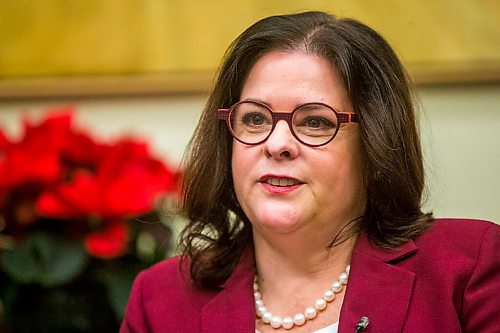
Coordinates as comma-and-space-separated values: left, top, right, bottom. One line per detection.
256, 322, 338, 333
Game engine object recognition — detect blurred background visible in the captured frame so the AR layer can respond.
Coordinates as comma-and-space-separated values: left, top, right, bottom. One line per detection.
0, 0, 499, 332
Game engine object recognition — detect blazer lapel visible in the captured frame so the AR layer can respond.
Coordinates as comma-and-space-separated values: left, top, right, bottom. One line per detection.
200, 248, 256, 333
339, 233, 417, 333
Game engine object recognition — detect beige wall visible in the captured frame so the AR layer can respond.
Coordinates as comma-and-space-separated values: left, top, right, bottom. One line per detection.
418, 83, 500, 222
0, 95, 206, 165
1, 83, 499, 223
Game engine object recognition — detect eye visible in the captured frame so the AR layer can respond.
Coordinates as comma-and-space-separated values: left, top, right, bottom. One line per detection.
242, 112, 266, 126
303, 116, 334, 129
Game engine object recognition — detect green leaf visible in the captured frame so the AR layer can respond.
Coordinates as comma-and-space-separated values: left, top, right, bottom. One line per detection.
1, 232, 90, 287
97, 263, 143, 319
1, 238, 41, 284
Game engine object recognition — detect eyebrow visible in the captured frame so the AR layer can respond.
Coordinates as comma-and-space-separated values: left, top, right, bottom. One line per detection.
239, 98, 343, 113
240, 98, 271, 107
239, 98, 318, 110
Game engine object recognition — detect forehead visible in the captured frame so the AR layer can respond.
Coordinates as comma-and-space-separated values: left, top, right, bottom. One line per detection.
240, 51, 351, 112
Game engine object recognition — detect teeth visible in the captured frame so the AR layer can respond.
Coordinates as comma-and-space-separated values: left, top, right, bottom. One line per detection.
264, 178, 300, 187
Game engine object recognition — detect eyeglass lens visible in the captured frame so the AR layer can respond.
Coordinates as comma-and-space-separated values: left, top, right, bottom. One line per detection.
229, 101, 339, 145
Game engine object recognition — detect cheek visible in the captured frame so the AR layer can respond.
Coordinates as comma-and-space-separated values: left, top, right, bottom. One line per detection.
335, 144, 366, 204
313, 142, 365, 197
231, 143, 253, 194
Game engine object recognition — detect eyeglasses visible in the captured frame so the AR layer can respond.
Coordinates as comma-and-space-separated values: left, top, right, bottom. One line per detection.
218, 100, 358, 147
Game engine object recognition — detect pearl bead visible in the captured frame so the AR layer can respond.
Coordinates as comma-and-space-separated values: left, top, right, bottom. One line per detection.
332, 281, 343, 293
315, 298, 327, 310
262, 311, 273, 324
324, 289, 335, 302
305, 306, 317, 319
282, 317, 294, 329
293, 313, 306, 326
338, 272, 348, 285
254, 263, 349, 330
256, 305, 267, 317
270, 316, 282, 328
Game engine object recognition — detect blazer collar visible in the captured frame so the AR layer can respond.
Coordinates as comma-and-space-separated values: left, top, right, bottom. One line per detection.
200, 247, 256, 333
199, 233, 418, 333
338, 232, 418, 333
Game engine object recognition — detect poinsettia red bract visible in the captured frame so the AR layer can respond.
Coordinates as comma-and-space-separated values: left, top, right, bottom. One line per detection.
1, 109, 177, 260
36, 136, 177, 258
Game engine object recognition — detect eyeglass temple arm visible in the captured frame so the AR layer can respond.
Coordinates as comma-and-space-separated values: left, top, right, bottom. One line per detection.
217, 109, 231, 120
337, 112, 358, 123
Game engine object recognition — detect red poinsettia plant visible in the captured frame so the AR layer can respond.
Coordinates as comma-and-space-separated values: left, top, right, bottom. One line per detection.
0, 107, 181, 332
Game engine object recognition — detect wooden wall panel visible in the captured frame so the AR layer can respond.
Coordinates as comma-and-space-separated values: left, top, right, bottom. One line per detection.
0, 0, 499, 97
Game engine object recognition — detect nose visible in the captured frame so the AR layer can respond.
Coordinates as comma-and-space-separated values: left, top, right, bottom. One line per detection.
263, 120, 299, 159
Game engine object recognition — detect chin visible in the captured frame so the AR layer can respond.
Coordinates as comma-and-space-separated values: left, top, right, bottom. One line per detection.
252, 210, 302, 234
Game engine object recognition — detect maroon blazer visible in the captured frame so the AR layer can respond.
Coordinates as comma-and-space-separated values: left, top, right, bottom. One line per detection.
121, 218, 500, 332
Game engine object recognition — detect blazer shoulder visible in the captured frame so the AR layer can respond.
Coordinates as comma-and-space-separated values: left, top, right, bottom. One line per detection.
424, 219, 500, 332
421, 218, 497, 240
131, 256, 186, 304
431, 217, 497, 234
140, 255, 183, 284
413, 218, 499, 262
135, 255, 217, 309
122, 255, 220, 332
121, 257, 185, 332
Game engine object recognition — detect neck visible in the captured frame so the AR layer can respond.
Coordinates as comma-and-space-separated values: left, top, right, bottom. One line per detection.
252, 225, 357, 331
253, 222, 358, 279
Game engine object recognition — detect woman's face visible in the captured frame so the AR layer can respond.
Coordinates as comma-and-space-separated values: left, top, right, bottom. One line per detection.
231, 51, 366, 236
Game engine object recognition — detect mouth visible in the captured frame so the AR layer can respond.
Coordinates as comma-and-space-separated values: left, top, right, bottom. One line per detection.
258, 175, 304, 187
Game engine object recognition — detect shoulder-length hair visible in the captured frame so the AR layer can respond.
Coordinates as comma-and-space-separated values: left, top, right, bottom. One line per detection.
180, 11, 433, 290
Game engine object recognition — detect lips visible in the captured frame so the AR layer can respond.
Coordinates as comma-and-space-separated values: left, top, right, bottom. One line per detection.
258, 175, 303, 187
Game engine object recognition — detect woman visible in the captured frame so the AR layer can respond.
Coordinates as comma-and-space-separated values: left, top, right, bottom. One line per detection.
121, 11, 499, 333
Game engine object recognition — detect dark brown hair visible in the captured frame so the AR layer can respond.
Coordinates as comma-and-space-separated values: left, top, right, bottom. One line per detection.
180, 11, 433, 290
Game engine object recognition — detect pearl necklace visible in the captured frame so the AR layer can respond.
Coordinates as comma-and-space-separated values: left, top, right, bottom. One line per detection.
254, 264, 350, 330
